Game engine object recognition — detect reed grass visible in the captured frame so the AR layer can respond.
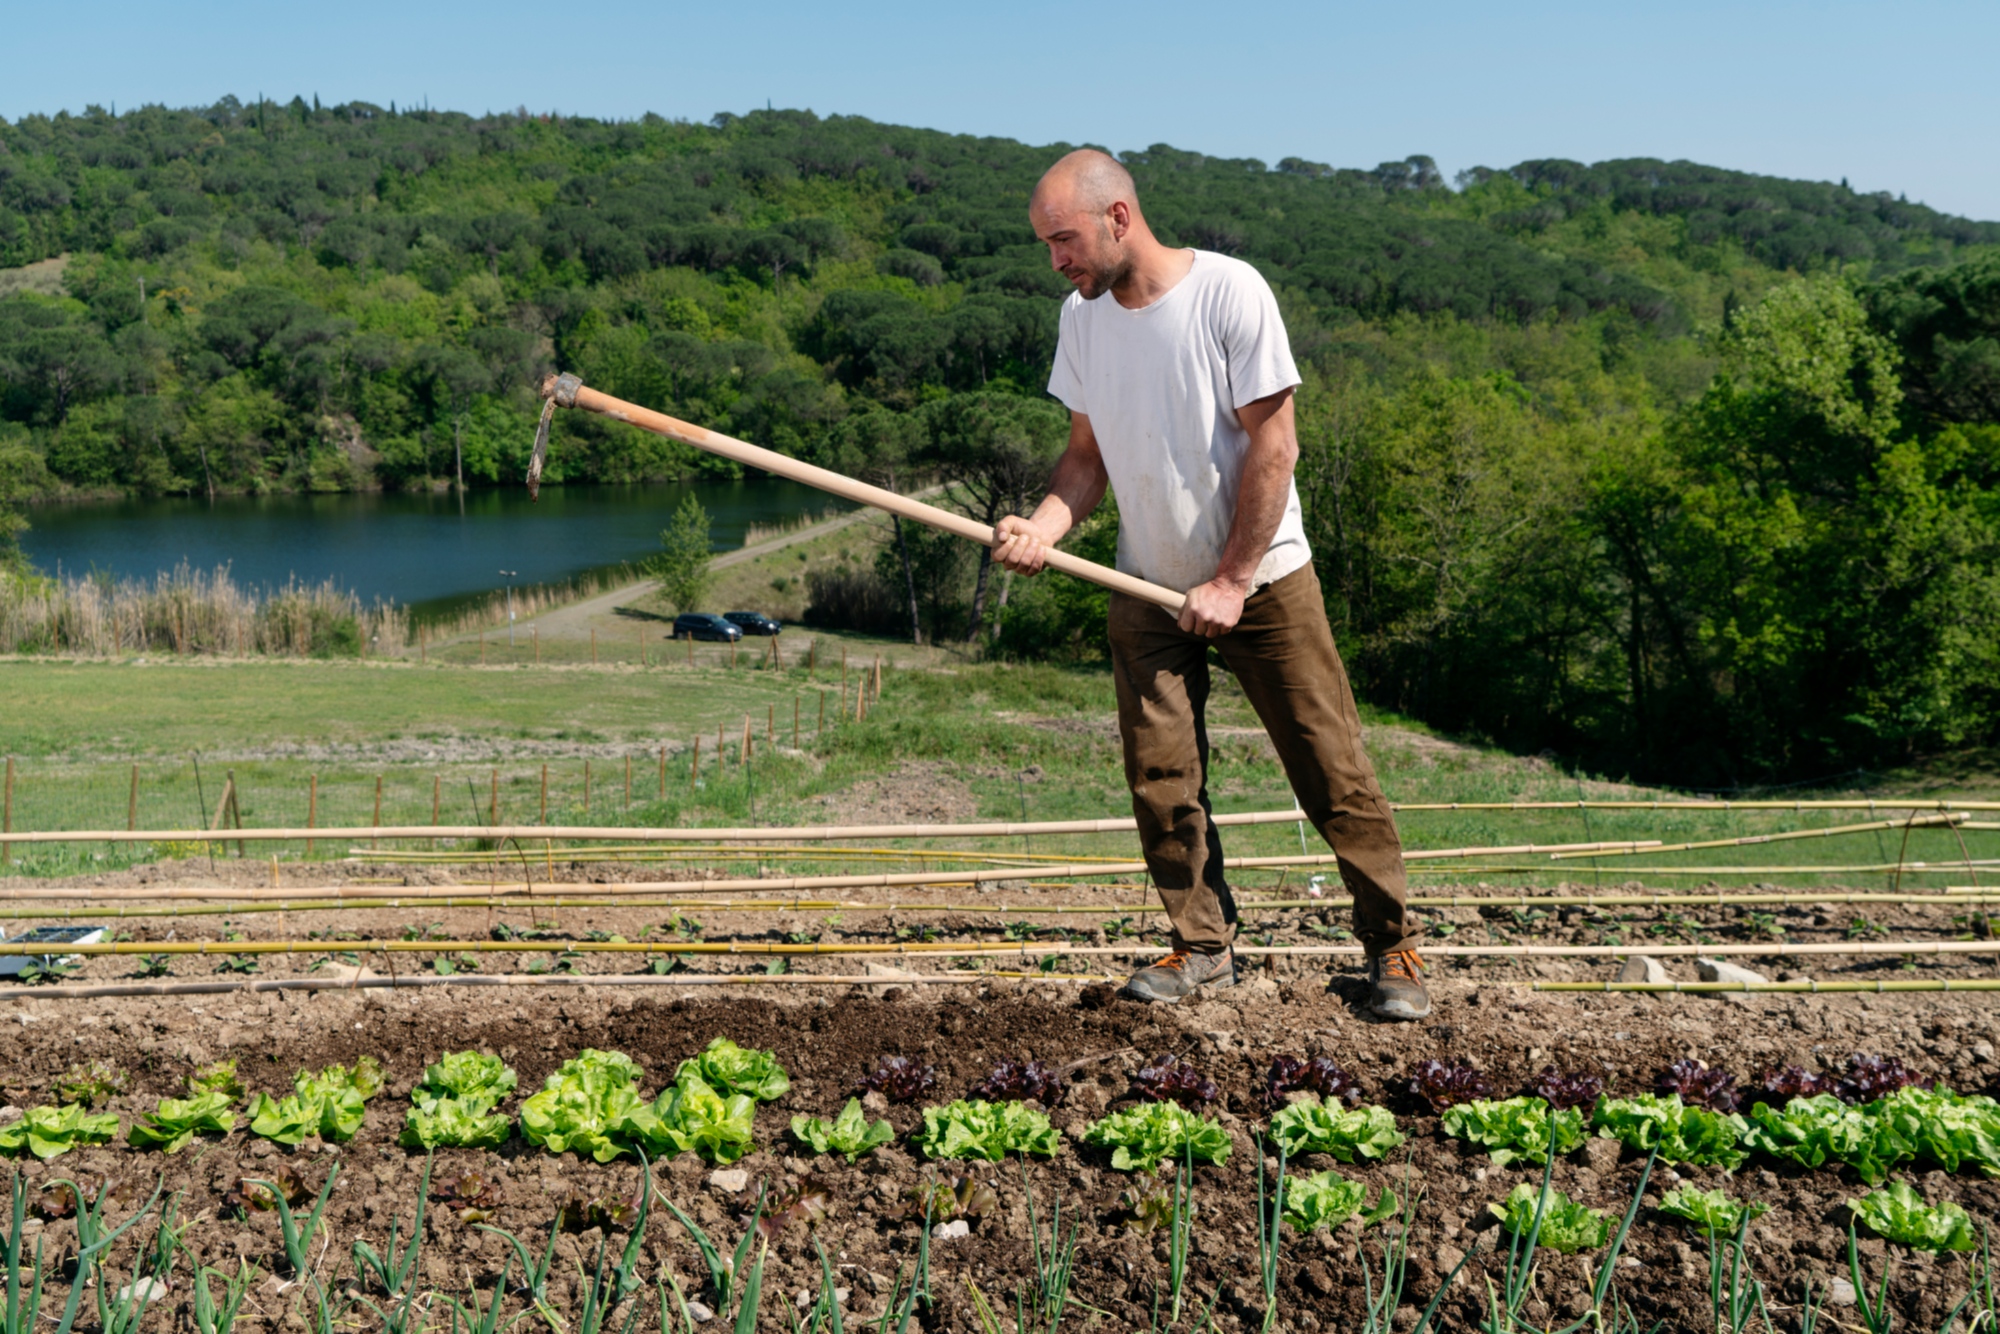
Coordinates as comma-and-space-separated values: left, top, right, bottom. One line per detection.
0, 564, 403, 658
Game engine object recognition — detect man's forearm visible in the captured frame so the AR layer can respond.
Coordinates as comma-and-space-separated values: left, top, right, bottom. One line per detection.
1211, 396, 1299, 590
1025, 443, 1109, 543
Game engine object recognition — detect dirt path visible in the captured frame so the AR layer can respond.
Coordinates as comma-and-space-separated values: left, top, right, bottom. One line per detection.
435, 504, 882, 648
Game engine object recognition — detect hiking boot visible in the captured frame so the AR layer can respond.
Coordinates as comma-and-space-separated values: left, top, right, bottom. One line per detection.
1367, 949, 1431, 1020
1121, 948, 1235, 1003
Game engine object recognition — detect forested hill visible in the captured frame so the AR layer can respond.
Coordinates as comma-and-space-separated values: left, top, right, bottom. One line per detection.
4, 98, 2000, 786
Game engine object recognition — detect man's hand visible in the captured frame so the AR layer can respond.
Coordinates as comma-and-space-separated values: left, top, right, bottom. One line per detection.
1178, 576, 1250, 638
992, 515, 1060, 575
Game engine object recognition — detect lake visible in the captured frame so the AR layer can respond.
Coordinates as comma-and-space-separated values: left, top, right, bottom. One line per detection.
18, 481, 852, 612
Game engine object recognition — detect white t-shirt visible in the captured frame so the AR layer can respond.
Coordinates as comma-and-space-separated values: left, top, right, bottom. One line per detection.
1045, 250, 1309, 595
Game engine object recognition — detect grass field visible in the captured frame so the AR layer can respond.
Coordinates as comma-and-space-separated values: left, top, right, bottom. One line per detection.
8, 638, 2000, 890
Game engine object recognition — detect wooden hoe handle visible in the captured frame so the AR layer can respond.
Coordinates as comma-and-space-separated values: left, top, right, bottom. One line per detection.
532, 373, 1187, 614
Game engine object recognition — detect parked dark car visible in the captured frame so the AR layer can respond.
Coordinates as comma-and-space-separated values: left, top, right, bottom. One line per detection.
672, 613, 743, 642
724, 611, 782, 636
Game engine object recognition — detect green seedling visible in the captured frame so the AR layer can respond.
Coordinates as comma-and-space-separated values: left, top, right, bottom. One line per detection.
658, 1180, 763, 1321
215, 956, 259, 975
135, 955, 172, 978
1016, 1160, 1078, 1334
1255, 1139, 1287, 1334
192, 1262, 255, 1334
247, 1162, 340, 1277
446, 1256, 512, 1334
351, 1155, 431, 1334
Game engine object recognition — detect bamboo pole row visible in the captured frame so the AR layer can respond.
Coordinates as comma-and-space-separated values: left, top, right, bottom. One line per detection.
0, 970, 1990, 1004
0, 842, 1669, 902
17, 798, 2000, 848
1547, 813, 1967, 859
1534, 978, 2000, 995
0, 807, 1325, 847
7, 937, 1992, 961
0, 886, 1994, 922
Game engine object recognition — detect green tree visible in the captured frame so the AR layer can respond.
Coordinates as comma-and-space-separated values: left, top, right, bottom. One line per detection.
921, 392, 1067, 642
651, 494, 716, 614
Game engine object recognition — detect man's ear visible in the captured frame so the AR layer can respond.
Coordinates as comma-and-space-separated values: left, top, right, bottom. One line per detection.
1107, 199, 1131, 240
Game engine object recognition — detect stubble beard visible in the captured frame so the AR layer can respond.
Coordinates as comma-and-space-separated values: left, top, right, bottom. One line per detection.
1068, 226, 1131, 300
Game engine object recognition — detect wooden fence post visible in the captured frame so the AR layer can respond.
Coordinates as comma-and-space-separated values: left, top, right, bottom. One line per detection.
685, 634, 693, 666
127, 763, 139, 832
371, 775, 382, 851
306, 773, 317, 856
768, 704, 775, 746
739, 715, 751, 764
230, 775, 245, 857
818, 691, 826, 740
689, 735, 701, 785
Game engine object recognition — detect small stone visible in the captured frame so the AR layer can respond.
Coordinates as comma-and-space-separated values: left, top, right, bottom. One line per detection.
1239, 977, 1281, 1000
1618, 956, 1669, 985
1696, 958, 1768, 986
1973, 1041, 1995, 1064
1826, 1278, 1857, 1306
931, 1219, 970, 1240
251, 1139, 276, 1158
116, 1278, 170, 1304
684, 1299, 715, 1323
1434, 1245, 1467, 1285
859, 1091, 892, 1118
1579, 1136, 1623, 1174
707, 1169, 750, 1194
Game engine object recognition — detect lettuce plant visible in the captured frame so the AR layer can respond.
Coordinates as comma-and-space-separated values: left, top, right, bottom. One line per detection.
519, 1049, 652, 1163
1281, 1170, 1397, 1233
914, 1099, 1059, 1162
1408, 1059, 1491, 1113
677, 1039, 789, 1102
1492, 1183, 1609, 1254
1834, 1054, 1931, 1104
248, 1057, 384, 1146
1658, 1184, 1768, 1238
402, 1051, 517, 1150
974, 1059, 1065, 1105
1885, 1086, 2000, 1176
791, 1099, 895, 1162
1654, 1059, 1739, 1113
0, 1104, 120, 1159
647, 1074, 759, 1164
1740, 1093, 1910, 1185
857, 1056, 936, 1103
1527, 1068, 1605, 1113
1265, 1057, 1363, 1110
1848, 1182, 1977, 1252
1081, 1102, 1231, 1172
1593, 1093, 1747, 1170
188, 1059, 246, 1099
1268, 1099, 1405, 1162
129, 1090, 237, 1153
1441, 1097, 1587, 1166
1133, 1056, 1218, 1108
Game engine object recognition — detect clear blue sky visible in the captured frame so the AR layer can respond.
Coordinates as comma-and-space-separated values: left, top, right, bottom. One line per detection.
9, 0, 1997, 222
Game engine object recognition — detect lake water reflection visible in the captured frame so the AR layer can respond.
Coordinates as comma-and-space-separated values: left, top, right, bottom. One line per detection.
19, 481, 850, 611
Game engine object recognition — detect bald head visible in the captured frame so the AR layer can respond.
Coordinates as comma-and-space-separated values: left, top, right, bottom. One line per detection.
1030, 150, 1163, 302
1033, 149, 1139, 217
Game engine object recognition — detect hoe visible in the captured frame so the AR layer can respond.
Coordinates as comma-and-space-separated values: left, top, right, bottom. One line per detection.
531, 372, 1185, 612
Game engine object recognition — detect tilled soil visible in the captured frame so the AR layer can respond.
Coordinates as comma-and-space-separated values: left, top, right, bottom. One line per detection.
1, 938, 1996, 1332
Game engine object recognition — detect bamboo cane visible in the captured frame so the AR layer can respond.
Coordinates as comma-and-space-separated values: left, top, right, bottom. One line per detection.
0, 887, 1991, 923
1547, 813, 1967, 859
5, 937, 1991, 962
533, 373, 1188, 613
0, 805, 1330, 845
3, 971, 1992, 1004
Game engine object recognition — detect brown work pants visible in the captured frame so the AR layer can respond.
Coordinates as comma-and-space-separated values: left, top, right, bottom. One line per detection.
1108, 563, 1417, 958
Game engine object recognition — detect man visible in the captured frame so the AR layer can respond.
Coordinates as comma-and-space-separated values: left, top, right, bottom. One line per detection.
992, 150, 1430, 1020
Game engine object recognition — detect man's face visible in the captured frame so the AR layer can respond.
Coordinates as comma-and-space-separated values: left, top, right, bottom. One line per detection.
1031, 193, 1128, 300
